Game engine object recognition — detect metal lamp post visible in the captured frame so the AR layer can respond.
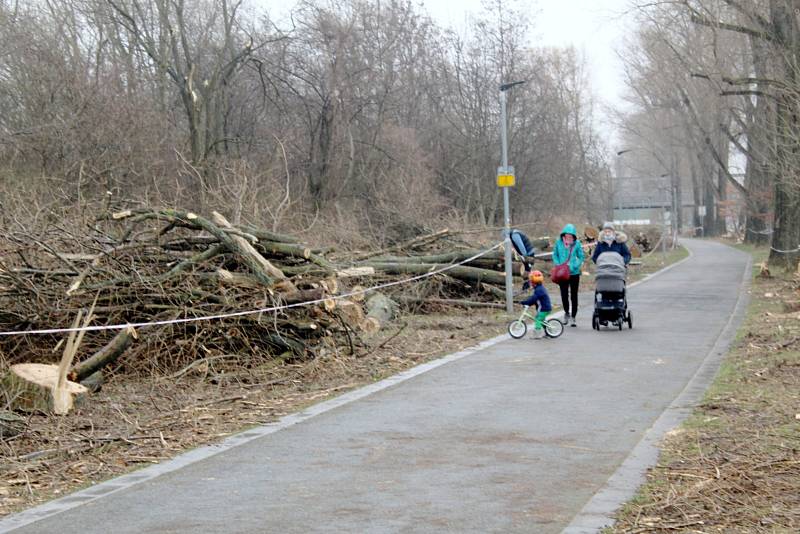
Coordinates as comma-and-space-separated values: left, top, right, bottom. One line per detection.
499, 80, 526, 313
615, 149, 633, 223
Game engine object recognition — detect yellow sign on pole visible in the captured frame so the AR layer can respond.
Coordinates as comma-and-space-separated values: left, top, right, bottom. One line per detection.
496, 166, 515, 187
497, 174, 515, 187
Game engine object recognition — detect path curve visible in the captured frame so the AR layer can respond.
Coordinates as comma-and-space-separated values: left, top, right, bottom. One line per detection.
1, 239, 751, 533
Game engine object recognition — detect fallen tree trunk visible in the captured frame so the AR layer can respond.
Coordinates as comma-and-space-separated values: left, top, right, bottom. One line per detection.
278, 287, 327, 305
364, 262, 512, 285
70, 328, 135, 383
211, 211, 290, 286
481, 283, 507, 300
465, 258, 527, 272
237, 225, 299, 244
370, 250, 504, 264
255, 241, 337, 272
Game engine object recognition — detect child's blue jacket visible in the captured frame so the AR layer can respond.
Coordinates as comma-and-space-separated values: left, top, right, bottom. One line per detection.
521, 284, 552, 312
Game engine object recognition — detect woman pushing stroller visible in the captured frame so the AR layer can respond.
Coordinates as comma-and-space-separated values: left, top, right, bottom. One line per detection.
591, 222, 633, 330
592, 222, 631, 266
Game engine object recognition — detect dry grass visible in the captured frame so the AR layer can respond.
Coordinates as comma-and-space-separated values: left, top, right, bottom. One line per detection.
610, 246, 800, 533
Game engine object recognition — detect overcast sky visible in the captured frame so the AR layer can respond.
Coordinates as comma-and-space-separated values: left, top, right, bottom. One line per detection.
423, 0, 635, 138
256, 0, 636, 143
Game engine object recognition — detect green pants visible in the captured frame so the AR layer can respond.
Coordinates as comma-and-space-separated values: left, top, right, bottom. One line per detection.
534, 311, 548, 331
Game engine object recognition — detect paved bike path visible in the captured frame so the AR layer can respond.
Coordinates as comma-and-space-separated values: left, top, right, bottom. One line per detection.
1, 240, 750, 533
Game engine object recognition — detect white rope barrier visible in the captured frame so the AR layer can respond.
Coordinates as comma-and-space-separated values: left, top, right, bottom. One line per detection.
746, 227, 774, 235
769, 245, 800, 254
0, 243, 505, 337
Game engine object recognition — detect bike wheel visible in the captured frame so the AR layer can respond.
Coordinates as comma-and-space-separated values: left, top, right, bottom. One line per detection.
544, 319, 564, 338
508, 320, 527, 339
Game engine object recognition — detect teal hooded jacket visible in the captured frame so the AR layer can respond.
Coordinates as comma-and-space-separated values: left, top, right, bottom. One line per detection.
552, 224, 585, 275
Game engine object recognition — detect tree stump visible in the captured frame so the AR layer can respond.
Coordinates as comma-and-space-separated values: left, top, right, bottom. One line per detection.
3, 364, 88, 414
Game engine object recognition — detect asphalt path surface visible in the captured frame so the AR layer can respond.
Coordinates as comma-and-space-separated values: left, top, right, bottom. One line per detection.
1, 239, 751, 533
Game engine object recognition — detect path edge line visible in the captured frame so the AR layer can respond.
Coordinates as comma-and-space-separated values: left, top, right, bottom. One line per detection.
562, 245, 752, 533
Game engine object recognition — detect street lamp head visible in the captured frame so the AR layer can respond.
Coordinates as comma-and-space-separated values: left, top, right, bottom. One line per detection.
500, 80, 527, 91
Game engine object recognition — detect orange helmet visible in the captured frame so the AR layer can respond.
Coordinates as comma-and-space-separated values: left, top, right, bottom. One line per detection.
528, 270, 544, 284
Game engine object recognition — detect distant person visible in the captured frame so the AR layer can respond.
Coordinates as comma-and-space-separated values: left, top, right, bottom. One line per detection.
520, 270, 552, 339
552, 224, 585, 327
509, 229, 536, 285
592, 222, 631, 265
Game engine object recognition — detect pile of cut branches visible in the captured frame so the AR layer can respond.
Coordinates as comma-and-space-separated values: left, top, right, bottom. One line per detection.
0, 208, 544, 405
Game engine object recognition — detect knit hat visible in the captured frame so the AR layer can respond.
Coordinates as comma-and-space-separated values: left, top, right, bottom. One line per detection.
602, 222, 615, 231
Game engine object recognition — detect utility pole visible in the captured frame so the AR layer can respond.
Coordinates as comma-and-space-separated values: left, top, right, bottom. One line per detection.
499, 80, 526, 314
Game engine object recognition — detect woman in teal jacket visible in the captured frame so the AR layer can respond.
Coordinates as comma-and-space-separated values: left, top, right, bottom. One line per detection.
552, 224, 585, 327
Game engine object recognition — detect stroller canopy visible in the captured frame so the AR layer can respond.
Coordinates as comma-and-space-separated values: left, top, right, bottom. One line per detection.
595, 251, 626, 280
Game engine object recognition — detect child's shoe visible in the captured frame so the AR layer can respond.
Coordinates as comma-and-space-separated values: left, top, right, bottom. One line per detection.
532, 328, 545, 339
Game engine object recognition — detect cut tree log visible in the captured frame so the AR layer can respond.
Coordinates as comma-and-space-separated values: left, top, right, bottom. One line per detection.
336, 266, 376, 278
255, 241, 336, 272
362, 292, 399, 333
374, 250, 504, 264
349, 286, 366, 302
214, 269, 266, 289
211, 211, 291, 287
278, 287, 326, 305
335, 299, 366, 329
237, 225, 298, 244
70, 328, 136, 383
465, 258, 528, 272
481, 283, 506, 300
320, 277, 339, 295
364, 262, 511, 285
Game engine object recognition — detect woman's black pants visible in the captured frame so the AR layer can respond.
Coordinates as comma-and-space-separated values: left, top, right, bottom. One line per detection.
558, 274, 581, 318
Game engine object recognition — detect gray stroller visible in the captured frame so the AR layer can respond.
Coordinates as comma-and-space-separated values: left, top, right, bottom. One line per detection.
592, 251, 632, 330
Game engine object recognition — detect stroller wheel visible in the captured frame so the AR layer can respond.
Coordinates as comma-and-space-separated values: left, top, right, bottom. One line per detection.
592, 314, 599, 330
618, 320, 623, 331
627, 311, 633, 329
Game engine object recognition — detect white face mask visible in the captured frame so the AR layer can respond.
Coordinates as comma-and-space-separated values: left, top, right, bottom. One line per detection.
602, 231, 614, 243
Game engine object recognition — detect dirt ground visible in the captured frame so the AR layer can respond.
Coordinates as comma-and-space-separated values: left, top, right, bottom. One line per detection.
0, 243, 687, 518
610, 246, 800, 533
0, 308, 507, 516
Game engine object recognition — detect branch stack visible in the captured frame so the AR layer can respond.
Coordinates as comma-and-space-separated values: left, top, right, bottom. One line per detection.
0, 210, 539, 390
